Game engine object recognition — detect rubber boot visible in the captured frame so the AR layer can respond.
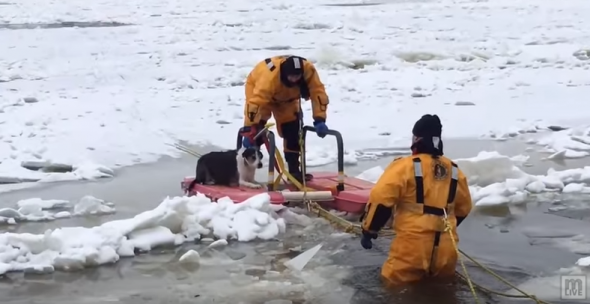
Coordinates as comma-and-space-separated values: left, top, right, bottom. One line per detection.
285, 152, 313, 183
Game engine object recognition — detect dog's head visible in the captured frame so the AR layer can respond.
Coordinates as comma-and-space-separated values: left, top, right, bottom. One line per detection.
241, 147, 264, 169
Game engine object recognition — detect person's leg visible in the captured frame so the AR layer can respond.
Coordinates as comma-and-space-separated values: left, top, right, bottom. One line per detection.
381, 236, 426, 286
273, 101, 312, 182
429, 233, 459, 279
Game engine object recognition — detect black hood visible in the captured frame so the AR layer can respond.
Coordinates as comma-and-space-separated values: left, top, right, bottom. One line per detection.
412, 114, 444, 156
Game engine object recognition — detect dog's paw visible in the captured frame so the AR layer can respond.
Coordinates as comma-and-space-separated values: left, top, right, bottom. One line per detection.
250, 183, 263, 189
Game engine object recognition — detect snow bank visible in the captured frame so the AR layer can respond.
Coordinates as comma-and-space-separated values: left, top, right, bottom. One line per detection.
356, 151, 590, 207
0, 196, 114, 224
0, 193, 286, 275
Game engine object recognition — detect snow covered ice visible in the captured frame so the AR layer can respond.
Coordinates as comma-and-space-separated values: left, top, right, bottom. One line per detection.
0, 193, 287, 275
1, 0, 590, 301
1, 0, 590, 185
534, 125, 590, 160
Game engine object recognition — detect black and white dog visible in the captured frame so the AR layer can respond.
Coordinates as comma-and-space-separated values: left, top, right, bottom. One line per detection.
187, 147, 264, 191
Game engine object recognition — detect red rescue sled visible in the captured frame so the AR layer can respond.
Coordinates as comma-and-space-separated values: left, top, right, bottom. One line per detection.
181, 126, 372, 213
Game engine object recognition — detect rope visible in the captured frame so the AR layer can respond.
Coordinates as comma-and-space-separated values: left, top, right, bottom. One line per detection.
443, 208, 480, 303
455, 252, 546, 303
168, 143, 201, 158
297, 112, 312, 211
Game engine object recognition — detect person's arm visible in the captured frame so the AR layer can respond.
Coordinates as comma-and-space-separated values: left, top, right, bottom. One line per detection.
244, 74, 274, 127
361, 158, 407, 235
454, 170, 473, 227
302, 61, 329, 123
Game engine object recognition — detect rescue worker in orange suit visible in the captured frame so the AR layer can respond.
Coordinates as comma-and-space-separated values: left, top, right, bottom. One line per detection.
240, 55, 330, 182
360, 114, 473, 285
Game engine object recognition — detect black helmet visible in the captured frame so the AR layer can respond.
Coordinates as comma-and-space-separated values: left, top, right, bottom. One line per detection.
280, 56, 304, 87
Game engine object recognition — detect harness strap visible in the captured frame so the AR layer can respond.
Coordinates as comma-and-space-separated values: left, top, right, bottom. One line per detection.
412, 157, 459, 275
411, 158, 459, 214
412, 158, 425, 204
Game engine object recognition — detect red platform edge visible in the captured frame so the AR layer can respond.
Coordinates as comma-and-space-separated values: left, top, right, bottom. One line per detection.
181, 172, 374, 214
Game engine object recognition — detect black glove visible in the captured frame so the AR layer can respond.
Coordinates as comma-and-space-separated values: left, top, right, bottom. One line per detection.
360, 230, 377, 250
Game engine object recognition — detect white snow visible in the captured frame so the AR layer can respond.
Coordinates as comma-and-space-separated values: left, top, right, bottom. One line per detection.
0, 192, 287, 275
1, 0, 590, 186
0, 196, 114, 224
356, 151, 590, 207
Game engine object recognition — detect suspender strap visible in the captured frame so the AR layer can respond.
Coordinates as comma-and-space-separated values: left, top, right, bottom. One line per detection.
412, 158, 424, 204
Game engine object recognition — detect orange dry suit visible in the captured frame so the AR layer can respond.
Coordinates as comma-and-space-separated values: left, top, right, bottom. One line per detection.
243, 56, 329, 153
361, 154, 473, 285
